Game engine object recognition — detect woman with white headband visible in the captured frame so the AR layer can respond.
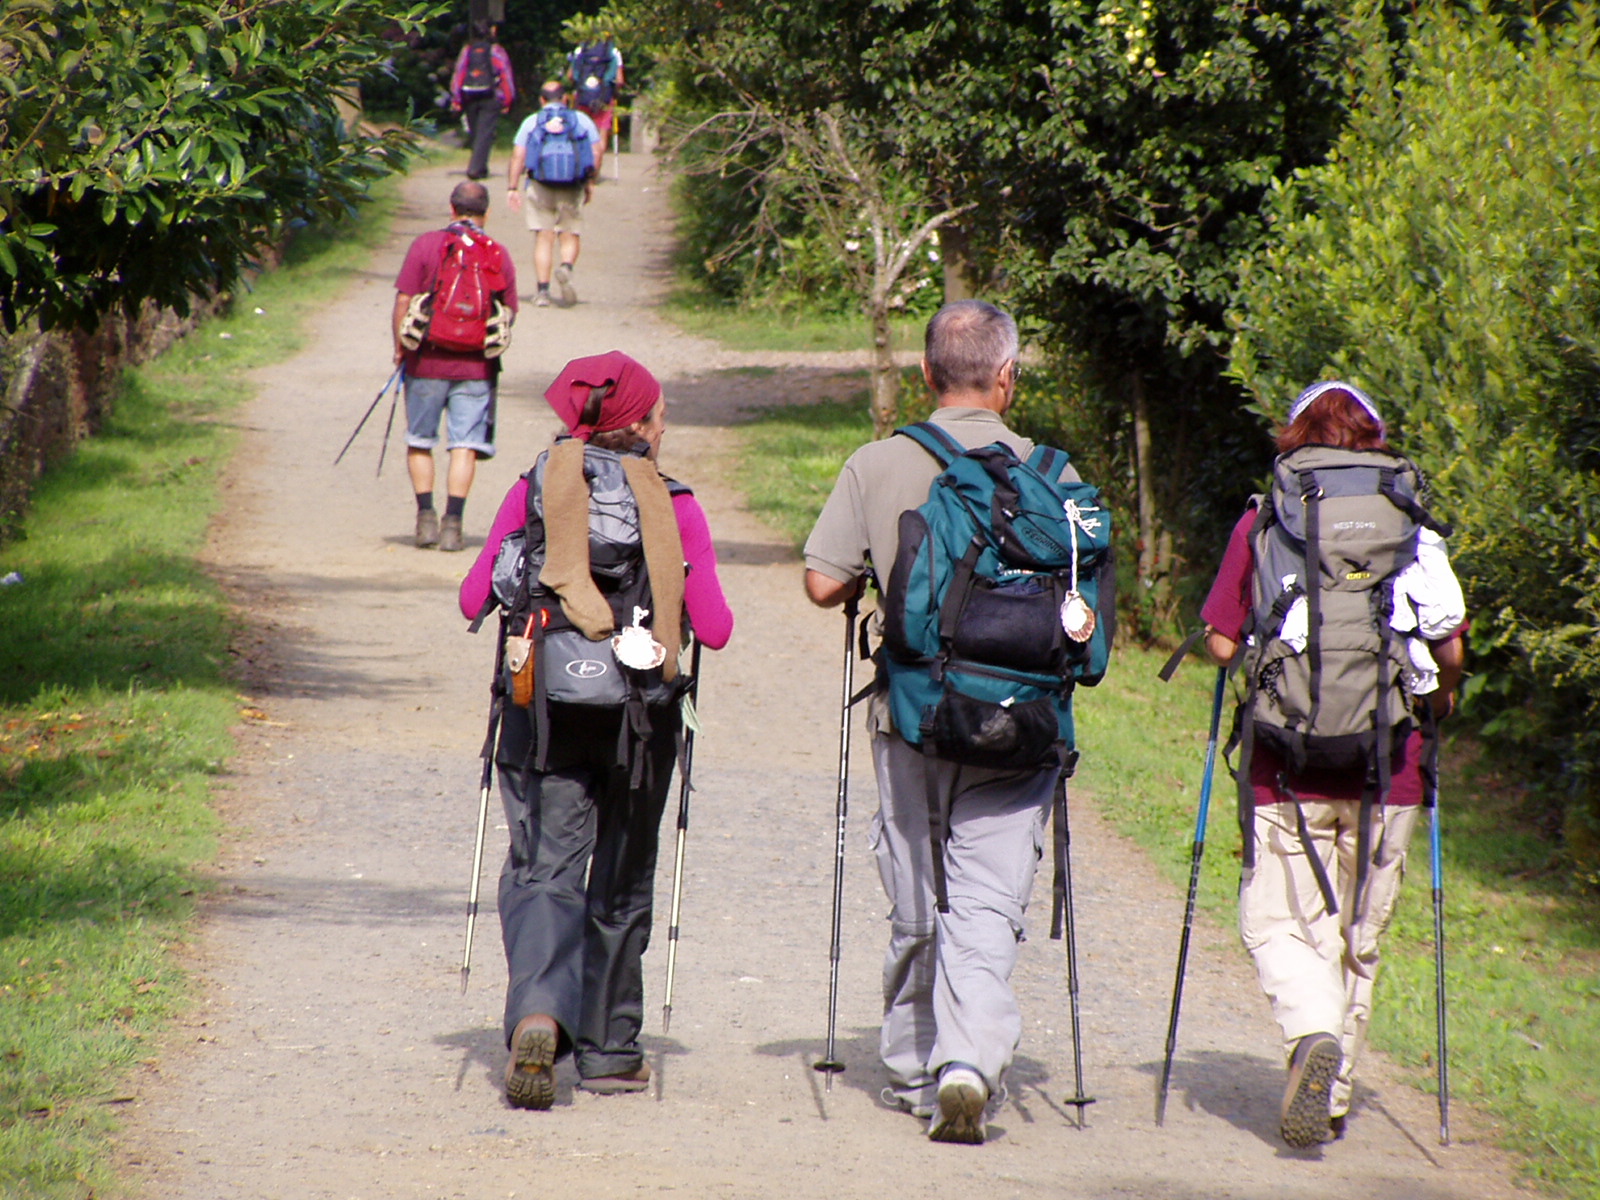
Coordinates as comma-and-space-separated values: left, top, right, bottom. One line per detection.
1198, 382, 1467, 1148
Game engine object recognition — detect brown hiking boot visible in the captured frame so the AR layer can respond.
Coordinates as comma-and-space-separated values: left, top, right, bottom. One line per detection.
504, 1013, 558, 1110
438, 513, 463, 552
1281, 1033, 1340, 1148
414, 509, 439, 548
578, 1062, 651, 1094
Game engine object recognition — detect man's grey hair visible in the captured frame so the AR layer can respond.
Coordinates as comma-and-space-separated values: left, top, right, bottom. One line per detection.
924, 300, 1019, 396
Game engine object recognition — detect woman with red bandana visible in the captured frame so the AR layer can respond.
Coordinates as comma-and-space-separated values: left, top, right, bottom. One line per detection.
460, 351, 734, 1109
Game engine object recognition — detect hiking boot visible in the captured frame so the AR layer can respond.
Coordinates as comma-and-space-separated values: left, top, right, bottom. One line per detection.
1280, 1033, 1340, 1148
578, 1062, 651, 1094
553, 262, 577, 307
928, 1064, 987, 1145
414, 508, 439, 549
1326, 1112, 1348, 1142
438, 514, 463, 552
504, 1013, 558, 1110
534, 290, 551, 308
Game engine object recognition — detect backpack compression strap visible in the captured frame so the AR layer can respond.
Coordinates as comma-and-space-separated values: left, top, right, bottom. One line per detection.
1378, 465, 1455, 538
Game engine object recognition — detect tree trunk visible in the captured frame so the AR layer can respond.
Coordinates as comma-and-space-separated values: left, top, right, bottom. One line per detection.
1131, 370, 1158, 585
940, 221, 976, 302
869, 297, 899, 438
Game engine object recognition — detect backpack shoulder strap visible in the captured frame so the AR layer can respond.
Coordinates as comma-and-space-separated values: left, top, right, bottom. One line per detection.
1026, 442, 1071, 480
893, 421, 964, 468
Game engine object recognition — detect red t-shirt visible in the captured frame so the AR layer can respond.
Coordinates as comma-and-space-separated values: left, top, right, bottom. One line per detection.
1201, 507, 1447, 806
394, 224, 519, 381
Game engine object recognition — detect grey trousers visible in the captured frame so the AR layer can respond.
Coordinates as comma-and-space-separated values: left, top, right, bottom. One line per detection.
869, 732, 1054, 1104
495, 702, 678, 1079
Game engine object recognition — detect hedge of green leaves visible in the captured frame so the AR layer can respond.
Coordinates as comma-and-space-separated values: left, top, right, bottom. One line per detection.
0, 0, 439, 332
1230, 2, 1600, 858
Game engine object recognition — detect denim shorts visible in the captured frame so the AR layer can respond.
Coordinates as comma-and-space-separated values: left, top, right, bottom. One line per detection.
404, 376, 495, 456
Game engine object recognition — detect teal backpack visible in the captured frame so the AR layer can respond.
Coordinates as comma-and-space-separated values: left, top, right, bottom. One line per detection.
878, 423, 1115, 774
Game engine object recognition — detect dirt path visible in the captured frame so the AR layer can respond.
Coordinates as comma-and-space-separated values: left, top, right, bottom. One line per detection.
118, 152, 1525, 1200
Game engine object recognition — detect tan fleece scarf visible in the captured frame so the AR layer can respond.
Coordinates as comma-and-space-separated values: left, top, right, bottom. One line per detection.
536, 440, 686, 681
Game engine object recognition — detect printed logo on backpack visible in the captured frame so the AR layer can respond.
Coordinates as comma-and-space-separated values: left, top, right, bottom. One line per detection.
878, 422, 1115, 772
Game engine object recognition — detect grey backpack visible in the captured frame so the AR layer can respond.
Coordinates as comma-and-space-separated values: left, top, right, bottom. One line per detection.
1232, 445, 1450, 908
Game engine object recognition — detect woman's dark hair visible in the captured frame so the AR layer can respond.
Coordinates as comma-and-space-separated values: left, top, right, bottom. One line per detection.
588, 427, 649, 453
1276, 389, 1388, 454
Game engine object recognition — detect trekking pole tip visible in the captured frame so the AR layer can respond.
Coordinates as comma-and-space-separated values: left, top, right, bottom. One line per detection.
459, 966, 470, 995
661, 1005, 672, 1034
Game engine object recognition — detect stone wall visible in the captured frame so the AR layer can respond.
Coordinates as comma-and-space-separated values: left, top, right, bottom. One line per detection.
0, 305, 202, 542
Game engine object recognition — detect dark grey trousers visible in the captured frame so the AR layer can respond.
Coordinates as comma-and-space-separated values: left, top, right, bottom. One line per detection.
462, 93, 500, 179
495, 702, 679, 1079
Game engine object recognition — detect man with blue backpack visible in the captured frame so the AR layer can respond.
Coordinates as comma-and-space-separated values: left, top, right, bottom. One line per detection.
506, 81, 598, 308
803, 300, 1114, 1146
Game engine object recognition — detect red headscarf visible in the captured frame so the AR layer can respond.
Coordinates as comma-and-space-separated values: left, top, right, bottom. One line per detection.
542, 351, 661, 441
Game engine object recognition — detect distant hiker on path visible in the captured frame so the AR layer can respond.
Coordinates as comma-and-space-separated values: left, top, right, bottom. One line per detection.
450, 22, 516, 182
1201, 381, 1466, 1148
566, 36, 624, 177
802, 300, 1098, 1146
458, 351, 734, 1110
507, 81, 597, 309
392, 181, 517, 552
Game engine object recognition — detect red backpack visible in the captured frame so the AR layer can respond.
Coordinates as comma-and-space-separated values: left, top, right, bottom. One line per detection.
423, 224, 507, 353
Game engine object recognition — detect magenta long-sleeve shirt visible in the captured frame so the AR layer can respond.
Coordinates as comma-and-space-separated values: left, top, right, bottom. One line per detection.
458, 475, 735, 650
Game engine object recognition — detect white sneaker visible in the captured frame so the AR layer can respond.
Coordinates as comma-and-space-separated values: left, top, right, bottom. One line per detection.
928, 1065, 987, 1145
880, 1086, 934, 1120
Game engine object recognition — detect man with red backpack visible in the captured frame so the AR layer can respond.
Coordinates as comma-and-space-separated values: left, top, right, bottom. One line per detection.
392, 181, 518, 552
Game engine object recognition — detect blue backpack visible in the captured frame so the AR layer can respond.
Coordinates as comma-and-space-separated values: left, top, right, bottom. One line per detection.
878, 423, 1115, 773
527, 106, 591, 185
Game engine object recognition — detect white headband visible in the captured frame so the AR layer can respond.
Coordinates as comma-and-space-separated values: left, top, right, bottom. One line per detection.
1288, 380, 1384, 427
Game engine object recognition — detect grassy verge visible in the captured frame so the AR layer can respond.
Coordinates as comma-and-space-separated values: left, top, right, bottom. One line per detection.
732, 397, 1600, 1199
0, 180, 403, 1199
658, 288, 925, 355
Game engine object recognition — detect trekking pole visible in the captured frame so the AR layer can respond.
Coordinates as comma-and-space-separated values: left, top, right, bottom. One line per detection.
1155, 666, 1227, 1125
814, 591, 860, 1089
374, 367, 405, 478
333, 366, 403, 466
661, 642, 705, 1033
1056, 780, 1096, 1125
1428, 724, 1451, 1146
459, 665, 505, 994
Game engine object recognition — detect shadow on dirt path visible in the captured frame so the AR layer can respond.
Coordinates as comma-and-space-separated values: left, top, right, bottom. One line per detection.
116, 150, 1526, 1200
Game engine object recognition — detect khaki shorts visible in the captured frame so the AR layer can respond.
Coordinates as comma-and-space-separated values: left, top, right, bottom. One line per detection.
522, 179, 584, 235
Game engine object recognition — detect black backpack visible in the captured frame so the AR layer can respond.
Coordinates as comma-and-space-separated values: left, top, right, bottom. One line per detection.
572, 41, 616, 111
460, 41, 495, 96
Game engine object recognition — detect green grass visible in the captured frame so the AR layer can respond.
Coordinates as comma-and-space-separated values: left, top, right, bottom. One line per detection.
732, 399, 1600, 1200
735, 396, 877, 548
658, 288, 925, 354
0, 178, 403, 1200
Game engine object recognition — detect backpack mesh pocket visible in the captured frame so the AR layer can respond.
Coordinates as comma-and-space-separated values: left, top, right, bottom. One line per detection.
927, 688, 1059, 770
950, 576, 1063, 672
